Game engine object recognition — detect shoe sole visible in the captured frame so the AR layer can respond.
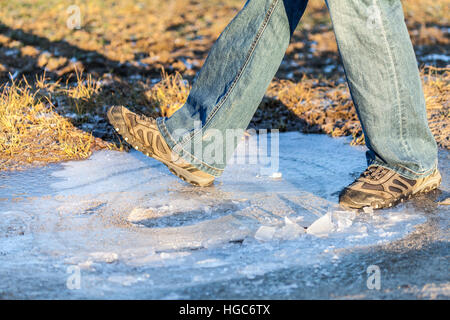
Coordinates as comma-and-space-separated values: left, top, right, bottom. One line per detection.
107, 109, 214, 187
340, 171, 442, 210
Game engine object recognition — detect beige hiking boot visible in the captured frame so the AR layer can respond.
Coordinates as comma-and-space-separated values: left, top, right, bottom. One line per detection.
339, 165, 442, 210
107, 106, 215, 187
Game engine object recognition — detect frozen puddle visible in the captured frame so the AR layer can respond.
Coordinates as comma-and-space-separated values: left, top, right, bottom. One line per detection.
0, 132, 448, 299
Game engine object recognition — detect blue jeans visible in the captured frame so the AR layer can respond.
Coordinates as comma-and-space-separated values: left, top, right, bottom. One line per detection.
157, 0, 438, 180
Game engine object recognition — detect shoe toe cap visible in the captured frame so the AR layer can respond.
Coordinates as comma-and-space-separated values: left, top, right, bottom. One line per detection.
339, 188, 384, 209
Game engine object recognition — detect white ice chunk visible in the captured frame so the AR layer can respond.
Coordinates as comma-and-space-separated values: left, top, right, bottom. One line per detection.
270, 172, 282, 179
334, 210, 355, 231
363, 206, 374, 214
254, 226, 277, 241
275, 217, 306, 240
307, 211, 355, 237
307, 213, 335, 236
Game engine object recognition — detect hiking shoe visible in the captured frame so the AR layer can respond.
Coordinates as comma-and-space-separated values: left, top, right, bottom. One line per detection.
339, 165, 442, 209
107, 106, 215, 187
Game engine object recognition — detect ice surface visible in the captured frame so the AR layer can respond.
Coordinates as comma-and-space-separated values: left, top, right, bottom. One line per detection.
0, 132, 448, 299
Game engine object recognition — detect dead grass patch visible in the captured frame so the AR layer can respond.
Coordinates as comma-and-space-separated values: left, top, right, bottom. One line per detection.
0, 76, 116, 171
422, 66, 449, 149
145, 69, 190, 118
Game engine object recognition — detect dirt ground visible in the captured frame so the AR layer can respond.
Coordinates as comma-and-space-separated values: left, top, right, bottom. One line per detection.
0, 0, 448, 170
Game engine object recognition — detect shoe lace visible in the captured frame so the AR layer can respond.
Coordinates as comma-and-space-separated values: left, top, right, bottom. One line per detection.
360, 166, 387, 181
137, 113, 156, 124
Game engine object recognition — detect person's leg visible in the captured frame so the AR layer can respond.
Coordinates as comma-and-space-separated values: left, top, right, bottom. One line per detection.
157, 0, 308, 177
326, 0, 441, 209
326, 0, 438, 180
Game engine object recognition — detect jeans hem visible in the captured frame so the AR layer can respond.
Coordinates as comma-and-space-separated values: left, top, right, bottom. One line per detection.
156, 117, 224, 177
367, 158, 438, 180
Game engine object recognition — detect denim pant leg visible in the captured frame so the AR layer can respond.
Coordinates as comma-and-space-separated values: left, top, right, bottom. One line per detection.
157, 0, 308, 177
326, 0, 438, 180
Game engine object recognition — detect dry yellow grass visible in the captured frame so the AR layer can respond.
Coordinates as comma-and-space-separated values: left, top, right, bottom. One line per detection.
65, 71, 101, 115
422, 66, 450, 148
145, 69, 190, 118
402, 0, 450, 26
423, 66, 449, 111
0, 76, 116, 171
